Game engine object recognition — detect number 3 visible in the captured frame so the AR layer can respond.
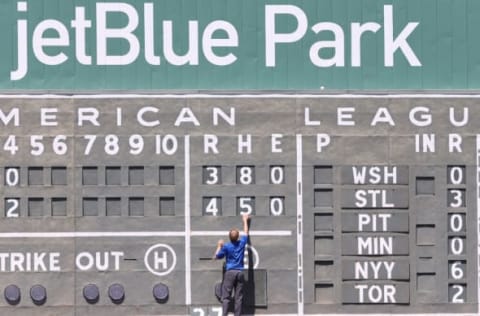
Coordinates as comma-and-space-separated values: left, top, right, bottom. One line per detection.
205, 167, 219, 185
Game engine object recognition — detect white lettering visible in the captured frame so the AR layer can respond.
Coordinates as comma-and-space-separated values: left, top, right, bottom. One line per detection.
204, 134, 219, 154
174, 108, 200, 126
271, 134, 283, 153
384, 5, 420, 67
338, 107, 355, 126
309, 22, 345, 67
78, 108, 100, 126
238, 134, 252, 154
449, 107, 468, 127
203, 21, 238, 66
357, 236, 393, 255
415, 134, 435, 153
137, 106, 160, 127
33, 20, 69, 65
213, 107, 235, 126
0, 108, 20, 126
265, 5, 307, 67
40, 108, 58, 126
409, 107, 431, 126
96, 3, 140, 65
371, 107, 395, 126
71, 7, 92, 65
449, 133, 462, 153
354, 261, 396, 279
316, 134, 331, 152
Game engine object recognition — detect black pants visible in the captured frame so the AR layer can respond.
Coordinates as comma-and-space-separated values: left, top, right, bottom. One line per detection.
221, 269, 244, 316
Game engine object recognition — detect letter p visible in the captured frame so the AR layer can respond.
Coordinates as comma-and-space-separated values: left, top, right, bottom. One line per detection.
265, 5, 307, 67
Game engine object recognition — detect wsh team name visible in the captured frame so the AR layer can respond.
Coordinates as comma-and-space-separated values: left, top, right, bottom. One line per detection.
11, 2, 420, 80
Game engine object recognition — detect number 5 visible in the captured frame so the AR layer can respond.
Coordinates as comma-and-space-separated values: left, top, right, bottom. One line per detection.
238, 197, 254, 215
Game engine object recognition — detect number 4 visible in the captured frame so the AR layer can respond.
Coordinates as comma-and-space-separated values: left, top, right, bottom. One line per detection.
3, 135, 18, 155
204, 197, 221, 216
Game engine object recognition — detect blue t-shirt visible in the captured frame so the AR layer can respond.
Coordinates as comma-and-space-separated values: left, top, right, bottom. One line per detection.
216, 235, 248, 270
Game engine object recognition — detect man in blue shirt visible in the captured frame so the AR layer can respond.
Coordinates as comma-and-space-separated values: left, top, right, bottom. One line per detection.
214, 214, 251, 316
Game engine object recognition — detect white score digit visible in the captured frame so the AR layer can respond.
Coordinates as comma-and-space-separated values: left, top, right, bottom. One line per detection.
5, 199, 19, 218
450, 237, 464, 255
238, 197, 253, 215
30, 135, 44, 156
205, 167, 219, 185
450, 261, 465, 280
270, 166, 284, 184
205, 198, 219, 216
449, 214, 464, 232
451, 285, 465, 303
129, 134, 144, 155
239, 166, 253, 184
270, 197, 284, 216
449, 189, 464, 208
83, 135, 96, 155
5, 168, 19, 186
53, 135, 68, 155
3, 135, 18, 155
449, 167, 464, 185
191, 307, 221, 316
155, 135, 178, 155
192, 308, 205, 316
104, 135, 120, 155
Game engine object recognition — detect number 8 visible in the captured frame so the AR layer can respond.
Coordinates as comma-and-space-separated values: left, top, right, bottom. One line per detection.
239, 167, 253, 184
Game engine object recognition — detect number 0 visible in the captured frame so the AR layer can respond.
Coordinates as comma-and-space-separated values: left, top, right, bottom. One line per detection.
270, 166, 284, 184
270, 197, 284, 216
450, 237, 464, 255
449, 167, 464, 185
5, 168, 19, 186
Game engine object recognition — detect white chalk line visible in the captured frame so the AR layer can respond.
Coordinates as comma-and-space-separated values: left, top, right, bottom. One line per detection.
0, 230, 292, 238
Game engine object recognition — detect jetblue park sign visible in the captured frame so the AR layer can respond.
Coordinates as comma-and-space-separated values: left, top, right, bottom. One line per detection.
2, 0, 480, 90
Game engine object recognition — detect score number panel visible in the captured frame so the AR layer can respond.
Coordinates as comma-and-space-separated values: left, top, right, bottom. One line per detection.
0, 96, 477, 315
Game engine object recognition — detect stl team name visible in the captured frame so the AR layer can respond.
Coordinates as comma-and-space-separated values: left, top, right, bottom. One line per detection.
11, 2, 420, 80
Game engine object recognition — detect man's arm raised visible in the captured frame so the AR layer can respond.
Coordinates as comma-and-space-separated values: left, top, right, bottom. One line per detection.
242, 214, 251, 235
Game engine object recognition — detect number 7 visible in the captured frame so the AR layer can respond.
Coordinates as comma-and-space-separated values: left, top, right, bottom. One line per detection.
83, 135, 96, 155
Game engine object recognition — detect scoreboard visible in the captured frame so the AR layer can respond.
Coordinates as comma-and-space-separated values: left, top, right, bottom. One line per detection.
0, 94, 478, 315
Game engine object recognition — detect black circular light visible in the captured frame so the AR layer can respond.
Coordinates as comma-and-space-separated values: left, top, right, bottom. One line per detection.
108, 283, 124, 304
153, 283, 169, 303
4, 284, 20, 305
83, 284, 99, 304
30, 284, 46, 305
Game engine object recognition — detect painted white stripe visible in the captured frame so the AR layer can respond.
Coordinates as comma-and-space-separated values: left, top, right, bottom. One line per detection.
0, 230, 292, 238
151, 313, 480, 316
251, 314, 477, 316
477, 134, 480, 313
191, 230, 291, 236
4, 93, 480, 99
184, 135, 192, 306
0, 232, 185, 238
296, 134, 304, 316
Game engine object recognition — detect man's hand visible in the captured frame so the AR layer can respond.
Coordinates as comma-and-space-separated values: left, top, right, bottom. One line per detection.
213, 239, 224, 259
242, 214, 251, 235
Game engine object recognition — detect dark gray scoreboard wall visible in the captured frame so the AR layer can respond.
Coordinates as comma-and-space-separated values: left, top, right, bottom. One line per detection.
0, 95, 477, 316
